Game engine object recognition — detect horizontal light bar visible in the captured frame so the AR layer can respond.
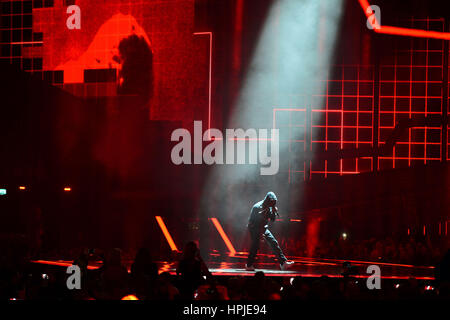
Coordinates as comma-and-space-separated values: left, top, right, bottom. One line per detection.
359, 0, 450, 40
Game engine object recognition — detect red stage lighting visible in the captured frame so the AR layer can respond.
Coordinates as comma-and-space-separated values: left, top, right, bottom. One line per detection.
359, 0, 450, 40
155, 216, 179, 252
210, 217, 237, 257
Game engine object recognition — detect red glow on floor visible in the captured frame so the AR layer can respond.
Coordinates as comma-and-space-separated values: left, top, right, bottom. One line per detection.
296, 256, 435, 269
30, 256, 435, 280
31, 260, 99, 270
305, 217, 320, 257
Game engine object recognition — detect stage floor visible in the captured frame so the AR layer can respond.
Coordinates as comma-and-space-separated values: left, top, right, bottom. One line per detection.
32, 253, 435, 280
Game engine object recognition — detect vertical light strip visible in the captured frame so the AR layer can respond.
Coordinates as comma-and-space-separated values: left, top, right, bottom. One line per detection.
210, 217, 236, 256
325, 78, 329, 178
340, 66, 344, 175
193, 32, 213, 132
155, 216, 178, 252
356, 66, 360, 172
424, 18, 429, 164
408, 19, 413, 167
393, 49, 397, 168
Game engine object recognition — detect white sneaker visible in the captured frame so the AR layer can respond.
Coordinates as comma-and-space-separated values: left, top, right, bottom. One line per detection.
245, 264, 255, 271
280, 260, 294, 271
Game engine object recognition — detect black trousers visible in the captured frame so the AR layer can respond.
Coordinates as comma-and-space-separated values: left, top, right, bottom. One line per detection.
247, 227, 287, 266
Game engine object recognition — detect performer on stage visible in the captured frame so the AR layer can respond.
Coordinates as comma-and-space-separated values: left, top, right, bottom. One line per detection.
246, 191, 294, 271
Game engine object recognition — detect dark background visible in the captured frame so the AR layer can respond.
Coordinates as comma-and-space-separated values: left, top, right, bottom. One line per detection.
0, 0, 449, 258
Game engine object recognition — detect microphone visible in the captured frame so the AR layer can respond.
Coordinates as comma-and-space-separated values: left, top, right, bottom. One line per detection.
273, 206, 279, 217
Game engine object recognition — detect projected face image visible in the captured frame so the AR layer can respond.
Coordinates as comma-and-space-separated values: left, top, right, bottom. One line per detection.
21, 0, 208, 122
114, 34, 153, 104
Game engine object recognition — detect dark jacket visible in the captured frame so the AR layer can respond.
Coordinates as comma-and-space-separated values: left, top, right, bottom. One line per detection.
247, 192, 278, 232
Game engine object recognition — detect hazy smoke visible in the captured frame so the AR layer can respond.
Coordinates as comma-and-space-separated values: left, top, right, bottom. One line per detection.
200, 0, 344, 248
